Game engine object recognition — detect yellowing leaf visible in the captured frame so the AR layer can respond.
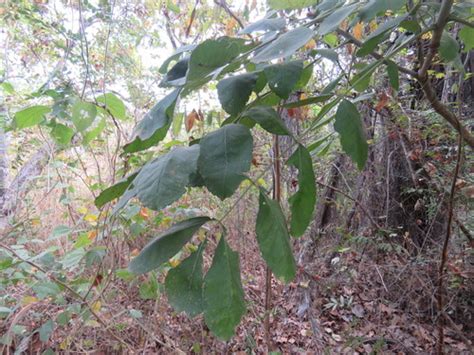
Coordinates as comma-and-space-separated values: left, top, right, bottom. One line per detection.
369, 20, 378, 33
161, 217, 173, 228
305, 38, 316, 50
225, 18, 238, 36
31, 218, 41, 226
91, 300, 101, 312
87, 230, 97, 240
77, 206, 88, 214
21, 296, 38, 306
422, 31, 433, 40
185, 243, 198, 253
353, 22, 364, 40
169, 258, 181, 268
84, 214, 98, 222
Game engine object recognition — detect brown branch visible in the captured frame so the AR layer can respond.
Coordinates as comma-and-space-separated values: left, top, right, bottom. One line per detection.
336, 29, 418, 77
214, 0, 245, 29
436, 132, 462, 354
337, 5, 474, 148
417, 76, 474, 147
185, 0, 200, 37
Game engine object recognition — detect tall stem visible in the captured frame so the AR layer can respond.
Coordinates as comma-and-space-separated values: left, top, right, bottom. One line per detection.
265, 134, 281, 350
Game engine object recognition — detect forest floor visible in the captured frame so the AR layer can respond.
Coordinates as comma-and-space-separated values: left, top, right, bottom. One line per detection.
2, 214, 472, 354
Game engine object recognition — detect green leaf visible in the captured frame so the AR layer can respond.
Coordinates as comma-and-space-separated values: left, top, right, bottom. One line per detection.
129, 216, 211, 274
241, 106, 290, 135
319, 3, 358, 35
264, 60, 303, 99
1, 82, 14, 94
359, 0, 406, 21
217, 73, 258, 116
287, 145, 316, 237
198, 124, 253, 199
96, 93, 126, 120
256, 189, 296, 283
172, 112, 184, 136
139, 277, 160, 300
82, 117, 106, 145
159, 44, 196, 74
351, 62, 378, 92
165, 242, 205, 318
267, 0, 318, 9
14, 105, 51, 129
386, 60, 399, 91
161, 58, 189, 87
94, 172, 138, 208
115, 145, 200, 212
459, 26, 474, 52
72, 100, 97, 132
39, 320, 54, 343
334, 100, 368, 170
32, 281, 61, 299
439, 31, 460, 62
295, 64, 313, 89
239, 17, 286, 34
252, 27, 314, 63
187, 37, 247, 84
203, 237, 245, 340
50, 123, 74, 145
124, 88, 180, 153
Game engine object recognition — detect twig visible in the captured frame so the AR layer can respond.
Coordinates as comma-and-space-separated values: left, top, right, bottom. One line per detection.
185, 0, 200, 37
214, 0, 245, 29
0, 242, 132, 351
316, 181, 383, 231
436, 132, 462, 355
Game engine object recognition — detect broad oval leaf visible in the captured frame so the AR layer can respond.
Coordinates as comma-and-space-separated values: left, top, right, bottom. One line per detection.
165, 242, 206, 318
82, 117, 106, 145
239, 17, 286, 34
203, 237, 246, 340
264, 60, 304, 99
198, 124, 253, 199
386, 60, 399, 91
124, 88, 180, 153
318, 3, 359, 35
187, 37, 247, 84
334, 100, 368, 170
267, 0, 318, 9
241, 106, 290, 135
256, 189, 296, 283
252, 27, 314, 63
161, 58, 189, 87
217, 73, 258, 116
287, 145, 316, 237
72, 100, 97, 132
439, 31, 460, 63
14, 105, 51, 129
96, 93, 126, 120
50, 123, 74, 145
359, 0, 406, 21
129, 216, 211, 274
115, 145, 200, 212
94, 172, 138, 208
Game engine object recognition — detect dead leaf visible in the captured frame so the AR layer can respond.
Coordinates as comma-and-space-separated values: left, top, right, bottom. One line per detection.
375, 91, 389, 112
353, 22, 364, 40
351, 304, 365, 318
185, 109, 200, 132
